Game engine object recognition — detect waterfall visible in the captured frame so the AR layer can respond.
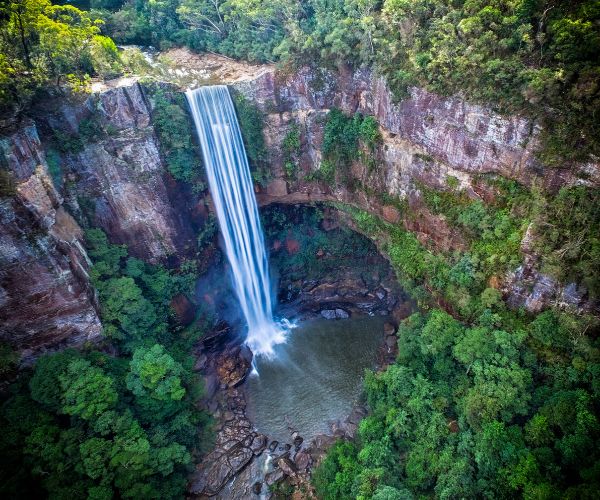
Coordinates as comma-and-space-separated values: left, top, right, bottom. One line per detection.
186, 85, 289, 357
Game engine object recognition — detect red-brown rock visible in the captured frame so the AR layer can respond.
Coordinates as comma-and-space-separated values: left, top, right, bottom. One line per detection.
285, 238, 300, 255
170, 293, 196, 326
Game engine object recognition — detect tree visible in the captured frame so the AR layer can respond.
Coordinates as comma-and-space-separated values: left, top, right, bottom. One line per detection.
99, 276, 159, 341
127, 344, 185, 402
59, 359, 118, 421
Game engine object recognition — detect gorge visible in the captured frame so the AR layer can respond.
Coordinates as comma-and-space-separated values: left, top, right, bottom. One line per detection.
1, 2, 600, 498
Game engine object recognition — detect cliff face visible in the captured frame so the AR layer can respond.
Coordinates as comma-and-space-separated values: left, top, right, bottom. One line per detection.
45, 83, 197, 263
234, 65, 599, 312
0, 125, 101, 363
1, 58, 598, 359
0, 83, 199, 361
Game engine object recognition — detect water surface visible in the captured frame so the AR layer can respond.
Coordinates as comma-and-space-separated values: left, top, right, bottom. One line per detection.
245, 315, 387, 443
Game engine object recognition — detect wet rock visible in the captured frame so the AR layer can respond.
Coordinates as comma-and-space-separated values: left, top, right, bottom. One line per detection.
268, 440, 279, 452
320, 308, 350, 320
320, 309, 337, 320
294, 450, 311, 471
227, 445, 253, 471
252, 481, 262, 495
193, 354, 208, 372
216, 346, 253, 387
383, 322, 396, 336
277, 457, 298, 477
293, 435, 304, 448
250, 434, 268, 455
335, 308, 350, 319
265, 468, 285, 486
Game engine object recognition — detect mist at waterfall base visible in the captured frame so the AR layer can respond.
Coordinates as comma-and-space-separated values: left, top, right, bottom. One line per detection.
186, 85, 291, 358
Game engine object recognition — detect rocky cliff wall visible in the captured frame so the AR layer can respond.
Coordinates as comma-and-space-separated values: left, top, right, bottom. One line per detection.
233, 65, 599, 313
0, 83, 199, 360
0, 125, 101, 363
1, 58, 598, 359
43, 83, 197, 263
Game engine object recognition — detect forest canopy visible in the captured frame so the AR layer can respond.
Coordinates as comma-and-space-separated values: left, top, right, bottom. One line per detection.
1, 1, 599, 161
91, 0, 600, 162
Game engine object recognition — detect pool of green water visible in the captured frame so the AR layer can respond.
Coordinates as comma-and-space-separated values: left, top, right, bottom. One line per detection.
245, 315, 387, 443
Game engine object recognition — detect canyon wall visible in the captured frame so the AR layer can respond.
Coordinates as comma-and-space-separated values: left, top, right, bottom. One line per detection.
0, 83, 199, 361
1, 58, 598, 359
0, 124, 101, 363
233, 65, 599, 313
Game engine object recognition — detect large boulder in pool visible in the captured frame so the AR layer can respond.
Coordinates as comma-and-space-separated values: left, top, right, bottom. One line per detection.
320, 308, 350, 319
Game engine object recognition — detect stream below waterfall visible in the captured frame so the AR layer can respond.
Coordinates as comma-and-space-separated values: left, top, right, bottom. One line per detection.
245, 315, 388, 443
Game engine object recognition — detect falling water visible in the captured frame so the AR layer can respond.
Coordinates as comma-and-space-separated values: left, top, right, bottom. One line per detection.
186, 85, 289, 357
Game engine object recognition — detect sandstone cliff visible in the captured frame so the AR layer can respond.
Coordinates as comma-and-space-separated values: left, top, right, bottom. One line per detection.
233, 65, 599, 313
1, 58, 598, 359
0, 83, 200, 360
0, 124, 101, 363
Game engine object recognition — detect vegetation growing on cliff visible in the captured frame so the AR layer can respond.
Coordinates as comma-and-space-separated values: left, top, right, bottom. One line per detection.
150, 86, 204, 185
82, 0, 600, 163
313, 199, 600, 499
314, 108, 382, 185
0, 229, 211, 499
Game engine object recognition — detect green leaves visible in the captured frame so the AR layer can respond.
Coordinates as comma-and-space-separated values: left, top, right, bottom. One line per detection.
126, 344, 185, 402
0, 0, 123, 111
151, 89, 202, 183
60, 359, 118, 421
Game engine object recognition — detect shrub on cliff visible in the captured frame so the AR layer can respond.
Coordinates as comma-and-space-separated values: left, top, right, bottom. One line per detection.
150, 87, 204, 185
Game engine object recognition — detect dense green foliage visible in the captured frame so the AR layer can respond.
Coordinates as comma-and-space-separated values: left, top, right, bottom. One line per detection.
282, 121, 301, 180
86, 0, 600, 161
0, 0, 121, 112
0, 229, 210, 499
149, 86, 204, 185
415, 178, 600, 301
315, 198, 600, 499
232, 92, 270, 185
315, 307, 600, 499
532, 186, 600, 296
316, 108, 381, 185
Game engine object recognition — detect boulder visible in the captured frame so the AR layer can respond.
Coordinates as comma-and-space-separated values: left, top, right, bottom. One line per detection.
277, 457, 298, 477
265, 468, 285, 486
382, 205, 401, 224
383, 322, 396, 336
320, 308, 350, 320
170, 293, 196, 326
266, 178, 288, 197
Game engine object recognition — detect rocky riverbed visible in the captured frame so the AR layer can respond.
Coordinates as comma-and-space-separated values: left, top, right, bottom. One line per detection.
188, 218, 411, 498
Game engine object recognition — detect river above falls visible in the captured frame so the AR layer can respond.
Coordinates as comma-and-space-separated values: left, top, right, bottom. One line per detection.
244, 315, 388, 443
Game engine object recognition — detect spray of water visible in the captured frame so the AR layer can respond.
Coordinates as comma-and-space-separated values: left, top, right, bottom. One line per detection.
186, 85, 291, 357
